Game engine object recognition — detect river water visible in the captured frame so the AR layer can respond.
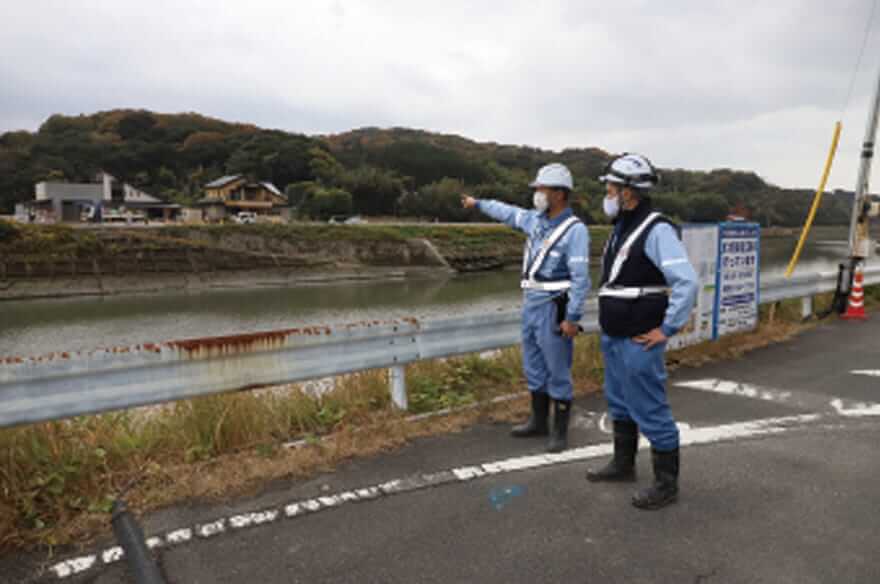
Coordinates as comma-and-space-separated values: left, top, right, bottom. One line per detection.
0, 229, 870, 357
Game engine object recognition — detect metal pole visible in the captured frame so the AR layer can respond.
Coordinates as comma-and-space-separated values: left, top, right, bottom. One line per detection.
801, 295, 814, 320
848, 63, 880, 261
111, 500, 166, 584
389, 365, 408, 410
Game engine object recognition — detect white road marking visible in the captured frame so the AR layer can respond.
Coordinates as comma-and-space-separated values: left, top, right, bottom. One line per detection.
676, 379, 793, 403
165, 528, 192, 545
197, 519, 226, 538
51, 556, 96, 578
284, 503, 304, 517
354, 486, 381, 499
101, 547, 124, 564
678, 378, 880, 417
229, 510, 278, 529
598, 413, 610, 434
851, 370, 880, 377
452, 466, 486, 480
301, 499, 322, 512
47, 412, 833, 580
830, 398, 880, 417
680, 414, 819, 446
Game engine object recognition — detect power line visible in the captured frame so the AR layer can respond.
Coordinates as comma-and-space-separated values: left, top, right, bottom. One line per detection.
841, 0, 879, 117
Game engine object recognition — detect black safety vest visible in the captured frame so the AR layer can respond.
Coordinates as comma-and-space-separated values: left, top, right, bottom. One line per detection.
599, 204, 677, 338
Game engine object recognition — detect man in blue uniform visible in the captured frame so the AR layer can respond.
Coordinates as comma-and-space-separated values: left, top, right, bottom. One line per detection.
585, 153, 698, 510
461, 163, 590, 453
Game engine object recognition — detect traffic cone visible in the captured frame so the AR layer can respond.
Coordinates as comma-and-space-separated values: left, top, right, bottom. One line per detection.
841, 264, 868, 320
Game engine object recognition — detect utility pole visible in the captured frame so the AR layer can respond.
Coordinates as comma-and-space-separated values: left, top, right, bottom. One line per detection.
848, 63, 880, 262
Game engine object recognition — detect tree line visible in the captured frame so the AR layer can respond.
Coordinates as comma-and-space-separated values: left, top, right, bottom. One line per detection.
0, 110, 853, 226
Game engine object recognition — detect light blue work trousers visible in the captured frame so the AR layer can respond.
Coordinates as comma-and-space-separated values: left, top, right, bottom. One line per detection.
600, 334, 679, 450
522, 300, 573, 401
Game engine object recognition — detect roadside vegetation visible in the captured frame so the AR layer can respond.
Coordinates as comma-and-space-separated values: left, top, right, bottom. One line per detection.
1, 288, 873, 553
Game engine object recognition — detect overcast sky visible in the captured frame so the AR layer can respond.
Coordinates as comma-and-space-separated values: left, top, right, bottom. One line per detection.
2, 0, 879, 190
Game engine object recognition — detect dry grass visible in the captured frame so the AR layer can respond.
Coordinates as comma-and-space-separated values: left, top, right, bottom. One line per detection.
0, 288, 872, 554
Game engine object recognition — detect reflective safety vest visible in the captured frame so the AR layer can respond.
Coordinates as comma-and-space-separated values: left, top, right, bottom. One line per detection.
520, 215, 582, 292
598, 207, 674, 337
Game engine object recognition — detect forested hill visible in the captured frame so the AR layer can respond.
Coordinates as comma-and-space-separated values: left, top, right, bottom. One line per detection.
0, 110, 853, 225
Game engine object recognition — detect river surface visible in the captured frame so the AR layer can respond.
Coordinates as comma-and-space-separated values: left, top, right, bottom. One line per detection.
1, 229, 871, 357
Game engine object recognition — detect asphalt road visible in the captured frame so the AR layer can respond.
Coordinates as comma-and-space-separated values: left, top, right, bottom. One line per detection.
8, 316, 880, 583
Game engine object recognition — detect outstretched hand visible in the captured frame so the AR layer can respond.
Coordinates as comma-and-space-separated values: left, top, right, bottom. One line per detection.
461, 194, 477, 209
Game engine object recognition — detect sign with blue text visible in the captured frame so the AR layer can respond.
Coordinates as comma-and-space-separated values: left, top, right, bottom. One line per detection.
714, 222, 761, 338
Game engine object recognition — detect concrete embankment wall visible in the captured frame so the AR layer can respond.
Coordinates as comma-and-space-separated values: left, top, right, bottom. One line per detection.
0, 228, 454, 301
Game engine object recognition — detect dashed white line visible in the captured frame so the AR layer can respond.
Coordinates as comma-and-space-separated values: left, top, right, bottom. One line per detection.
101, 546, 124, 565
197, 519, 226, 538
45, 412, 839, 580
229, 510, 279, 529
165, 528, 192, 545
851, 370, 880, 377
50, 556, 96, 579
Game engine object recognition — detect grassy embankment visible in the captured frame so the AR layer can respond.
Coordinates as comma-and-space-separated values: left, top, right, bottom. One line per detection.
0, 221, 103, 259
2, 280, 876, 553
0, 219, 613, 267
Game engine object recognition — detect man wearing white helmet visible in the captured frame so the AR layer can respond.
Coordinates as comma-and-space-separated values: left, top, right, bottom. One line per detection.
461, 163, 590, 452
585, 153, 698, 510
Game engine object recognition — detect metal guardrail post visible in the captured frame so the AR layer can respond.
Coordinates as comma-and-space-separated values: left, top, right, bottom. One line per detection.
390, 365, 408, 410
802, 296, 814, 320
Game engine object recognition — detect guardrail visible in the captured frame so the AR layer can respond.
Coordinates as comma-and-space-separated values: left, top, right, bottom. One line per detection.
2, 267, 879, 429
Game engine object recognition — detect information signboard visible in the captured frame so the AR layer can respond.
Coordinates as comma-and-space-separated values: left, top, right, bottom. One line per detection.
667, 224, 718, 351
714, 222, 761, 338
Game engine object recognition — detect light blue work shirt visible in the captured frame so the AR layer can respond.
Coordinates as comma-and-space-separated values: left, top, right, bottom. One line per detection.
476, 200, 590, 322
642, 222, 699, 337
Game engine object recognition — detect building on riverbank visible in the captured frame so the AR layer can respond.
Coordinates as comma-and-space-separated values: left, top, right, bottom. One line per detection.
191, 175, 290, 223
21, 172, 181, 223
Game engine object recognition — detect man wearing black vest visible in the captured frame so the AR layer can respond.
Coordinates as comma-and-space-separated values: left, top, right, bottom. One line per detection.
586, 153, 698, 510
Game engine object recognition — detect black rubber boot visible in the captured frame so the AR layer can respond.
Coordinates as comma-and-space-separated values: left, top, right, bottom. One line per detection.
546, 399, 572, 453
585, 419, 638, 482
510, 391, 550, 437
632, 448, 679, 510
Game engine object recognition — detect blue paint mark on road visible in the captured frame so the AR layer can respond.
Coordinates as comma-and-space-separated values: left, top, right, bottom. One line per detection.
489, 485, 525, 511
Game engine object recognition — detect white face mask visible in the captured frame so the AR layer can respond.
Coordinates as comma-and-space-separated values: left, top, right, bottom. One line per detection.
603, 195, 620, 219
533, 190, 549, 213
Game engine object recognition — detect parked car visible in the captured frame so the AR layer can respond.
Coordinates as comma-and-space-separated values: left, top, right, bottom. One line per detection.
233, 211, 257, 224
328, 215, 366, 225
97, 208, 148, 224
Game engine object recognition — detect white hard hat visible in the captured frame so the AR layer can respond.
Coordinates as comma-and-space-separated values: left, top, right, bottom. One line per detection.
529, 163, 574, 190
599, 153, 659, 189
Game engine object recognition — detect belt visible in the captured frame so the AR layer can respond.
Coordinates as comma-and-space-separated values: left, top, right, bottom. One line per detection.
598, 285, 669, 299
520, 279, 572, 291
